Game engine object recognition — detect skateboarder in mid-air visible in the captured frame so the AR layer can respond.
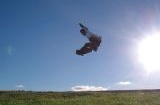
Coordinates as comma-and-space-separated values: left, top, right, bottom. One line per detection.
76, 23, 102, 56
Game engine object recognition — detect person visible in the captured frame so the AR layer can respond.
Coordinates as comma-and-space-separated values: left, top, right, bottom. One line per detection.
76, 23, 102, 56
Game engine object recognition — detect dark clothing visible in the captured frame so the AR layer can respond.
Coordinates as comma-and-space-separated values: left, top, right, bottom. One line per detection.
76, 36, 101, 56
76, 43, 92, 56
89, 36, 101, 50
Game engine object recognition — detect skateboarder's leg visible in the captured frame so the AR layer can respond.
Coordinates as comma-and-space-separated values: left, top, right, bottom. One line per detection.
76, 50, 84, 56
81, 47, 92, 54
80, 43, 91, 50
76, 43, 93, 56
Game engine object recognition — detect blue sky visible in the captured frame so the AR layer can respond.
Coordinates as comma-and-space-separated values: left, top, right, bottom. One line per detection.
1, 0, 160, 91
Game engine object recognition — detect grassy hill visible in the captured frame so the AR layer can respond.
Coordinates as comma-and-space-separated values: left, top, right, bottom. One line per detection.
0, 89, 160, 105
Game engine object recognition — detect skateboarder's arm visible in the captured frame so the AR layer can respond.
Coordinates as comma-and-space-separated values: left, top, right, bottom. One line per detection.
79, 23, 88, 30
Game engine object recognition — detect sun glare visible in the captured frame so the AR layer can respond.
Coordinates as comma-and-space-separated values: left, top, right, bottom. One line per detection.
137, 31, 160, 72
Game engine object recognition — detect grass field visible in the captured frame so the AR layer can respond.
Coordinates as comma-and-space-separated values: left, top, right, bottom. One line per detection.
0, 90, 160, 105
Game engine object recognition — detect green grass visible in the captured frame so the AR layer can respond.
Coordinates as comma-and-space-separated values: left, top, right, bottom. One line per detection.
0, 90, 160, 105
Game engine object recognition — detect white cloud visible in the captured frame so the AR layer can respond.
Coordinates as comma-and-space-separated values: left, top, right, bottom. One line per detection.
16, 84, 24, 88
117, 81, 131, 85
71, 85, 108, 91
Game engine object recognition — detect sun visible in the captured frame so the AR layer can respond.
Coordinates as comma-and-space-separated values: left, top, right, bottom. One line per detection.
137, 31, 160, 72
